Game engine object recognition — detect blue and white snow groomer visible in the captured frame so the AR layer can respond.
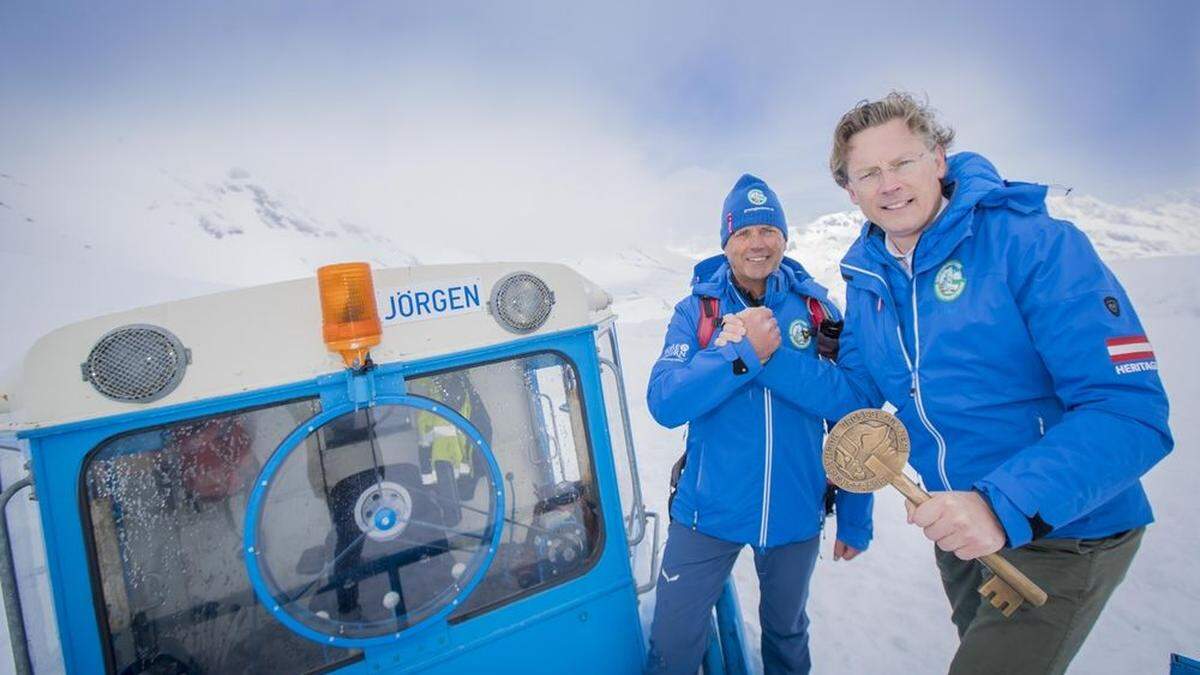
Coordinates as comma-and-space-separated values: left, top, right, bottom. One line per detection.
1, 262, 751, 674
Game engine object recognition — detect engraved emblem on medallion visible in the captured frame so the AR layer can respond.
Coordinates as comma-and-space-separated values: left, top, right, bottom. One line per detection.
822, 409, 911, 492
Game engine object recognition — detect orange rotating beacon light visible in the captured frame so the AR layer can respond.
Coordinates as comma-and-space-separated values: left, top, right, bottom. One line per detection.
317, 262, 382, 369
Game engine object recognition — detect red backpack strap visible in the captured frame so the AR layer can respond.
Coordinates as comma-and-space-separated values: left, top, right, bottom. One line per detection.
806, 296, 827, 328
696, 296, 722, 348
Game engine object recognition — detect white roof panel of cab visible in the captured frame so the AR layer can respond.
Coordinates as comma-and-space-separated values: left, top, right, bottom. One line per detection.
7, 262, 613, 430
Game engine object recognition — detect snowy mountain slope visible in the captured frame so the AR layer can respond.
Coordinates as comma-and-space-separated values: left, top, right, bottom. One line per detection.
4, 160, 1195, 342
0, 168, 1197, 673
1049, 192, 1200, 261
1, 167, 421, 291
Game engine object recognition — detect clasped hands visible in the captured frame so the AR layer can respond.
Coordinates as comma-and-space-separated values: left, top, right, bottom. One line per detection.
713, 307, 781, 364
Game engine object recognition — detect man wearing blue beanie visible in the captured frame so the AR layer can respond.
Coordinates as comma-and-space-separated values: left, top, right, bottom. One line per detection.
645, 174, 874, 674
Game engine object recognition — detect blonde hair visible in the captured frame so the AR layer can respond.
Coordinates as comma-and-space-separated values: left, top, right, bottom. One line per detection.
829, 91, 955, 187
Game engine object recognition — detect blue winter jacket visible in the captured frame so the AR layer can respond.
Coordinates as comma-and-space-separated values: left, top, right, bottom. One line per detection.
647, 256, 873, 550
765, 152, 1172, 548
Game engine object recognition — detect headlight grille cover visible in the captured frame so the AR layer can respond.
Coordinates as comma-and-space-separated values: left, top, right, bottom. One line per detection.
81, 324, 191, 403
489, 272, 555, 334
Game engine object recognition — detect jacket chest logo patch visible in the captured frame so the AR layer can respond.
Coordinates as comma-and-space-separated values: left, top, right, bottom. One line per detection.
789, 318, 812, 349
933, 260, 966, 302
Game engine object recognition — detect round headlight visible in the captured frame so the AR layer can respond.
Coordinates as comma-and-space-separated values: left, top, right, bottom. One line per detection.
488, 272, 555, 334
81, 324, 191, 403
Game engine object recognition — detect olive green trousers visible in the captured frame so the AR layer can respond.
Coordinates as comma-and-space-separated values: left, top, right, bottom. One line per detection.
935, 527, 1144, 675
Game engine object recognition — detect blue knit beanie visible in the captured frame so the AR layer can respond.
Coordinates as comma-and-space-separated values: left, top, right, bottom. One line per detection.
721, 173, 788, 248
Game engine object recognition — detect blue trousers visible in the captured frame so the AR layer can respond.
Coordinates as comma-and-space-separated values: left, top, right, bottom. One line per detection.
646, 522, 821, 675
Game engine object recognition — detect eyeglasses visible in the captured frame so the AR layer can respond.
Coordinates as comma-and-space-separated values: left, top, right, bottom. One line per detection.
847, 151, 929, 190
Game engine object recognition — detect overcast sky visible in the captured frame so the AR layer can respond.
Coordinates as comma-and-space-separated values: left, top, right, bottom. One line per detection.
2, 1, 1196, 255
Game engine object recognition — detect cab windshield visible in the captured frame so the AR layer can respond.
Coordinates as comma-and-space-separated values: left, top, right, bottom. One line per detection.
82, 351, 601, 673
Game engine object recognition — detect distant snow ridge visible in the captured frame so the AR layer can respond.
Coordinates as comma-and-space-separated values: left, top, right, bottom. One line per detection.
1, 159, 1194, 308
1047, 193, 1200, 261
786, 210, 864, 303
174, 168, 337, 240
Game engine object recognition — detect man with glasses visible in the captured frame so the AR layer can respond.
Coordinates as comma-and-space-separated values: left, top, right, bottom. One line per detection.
765, 92, 1172, 674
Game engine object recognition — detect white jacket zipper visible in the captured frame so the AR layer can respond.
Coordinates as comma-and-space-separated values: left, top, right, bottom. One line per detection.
759, 388, 774, 547
847, 262, 952, 490
728, 288, 776, 547
908, 278, 953, 490
727, 283, 780, 547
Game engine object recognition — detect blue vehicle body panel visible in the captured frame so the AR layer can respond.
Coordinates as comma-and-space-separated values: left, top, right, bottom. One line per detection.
19, 326, 648, 673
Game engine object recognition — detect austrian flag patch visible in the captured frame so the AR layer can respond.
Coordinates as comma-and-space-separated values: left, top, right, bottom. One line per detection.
1106, 335, 1157, 374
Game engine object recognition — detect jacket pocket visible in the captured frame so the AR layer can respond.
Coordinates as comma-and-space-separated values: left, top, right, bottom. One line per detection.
692, 442, 708, 500
685, 441, 709, 527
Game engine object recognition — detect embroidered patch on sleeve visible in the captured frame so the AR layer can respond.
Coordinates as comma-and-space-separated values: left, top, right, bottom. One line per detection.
1106, 335, 1157, 374
659, 343, 690, 362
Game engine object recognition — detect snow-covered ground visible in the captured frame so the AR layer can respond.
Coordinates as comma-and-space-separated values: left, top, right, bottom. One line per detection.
1, 165, 1197, 673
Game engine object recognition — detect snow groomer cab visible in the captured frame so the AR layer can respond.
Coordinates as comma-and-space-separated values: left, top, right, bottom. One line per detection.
1, 262, 693, 674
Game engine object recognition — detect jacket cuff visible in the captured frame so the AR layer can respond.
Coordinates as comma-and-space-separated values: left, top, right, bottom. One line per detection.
835, 522, 872, 552
720, 338, 762, 375
973, 481, 1034, 549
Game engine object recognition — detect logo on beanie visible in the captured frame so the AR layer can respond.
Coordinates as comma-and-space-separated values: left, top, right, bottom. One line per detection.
747, 189, 768, 206
726, 212, 734, 234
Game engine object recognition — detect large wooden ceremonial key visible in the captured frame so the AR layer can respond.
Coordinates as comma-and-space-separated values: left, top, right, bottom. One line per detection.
823, 409, 1048, 617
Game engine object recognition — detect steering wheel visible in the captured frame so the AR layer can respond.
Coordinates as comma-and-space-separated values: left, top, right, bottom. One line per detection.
243, 395, 504, 649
